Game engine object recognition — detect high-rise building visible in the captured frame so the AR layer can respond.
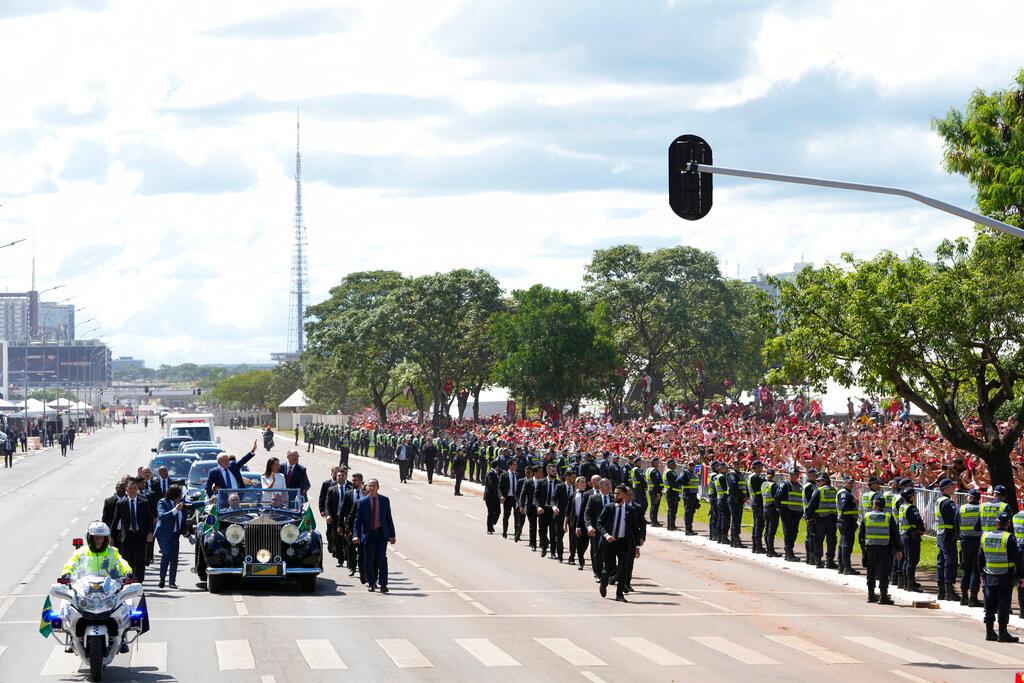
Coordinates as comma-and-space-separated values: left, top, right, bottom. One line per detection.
38, 302, 75, 341
0, 294, 31, 341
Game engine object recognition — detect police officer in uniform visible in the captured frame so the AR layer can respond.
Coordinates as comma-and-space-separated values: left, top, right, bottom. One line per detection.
813, 474, 838, 569
663, 460, 682, 530
716, 462, 732, 544
762, 468, 780, 556
646, 457, 664, 527
979, 511, 1023, 643
888, 478, 905, 588
836, 475, 860, 574
1012, 504, 1024, 620
681, 461, 699, 535
858, 493, 900, 605
898, 487, 926, 592
860, 476, 882, 517
748, 461, 767, 553
707, 462, 720, 541
957, 488, 984, 606
778, 467, 804, 562
981, 485, 1010, 532
934, 478, 960, 601
630, 457, 648, 516
727, 461, 747, 547
802, 469, 819, 566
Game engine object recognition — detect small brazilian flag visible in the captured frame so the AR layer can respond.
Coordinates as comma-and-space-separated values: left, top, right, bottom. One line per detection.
201, 504, 219, 535
39, 595, 53, 638
298, 505, 316, 532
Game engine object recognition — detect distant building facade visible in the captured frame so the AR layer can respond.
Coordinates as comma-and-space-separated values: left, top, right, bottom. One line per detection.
112, 356, 146, 371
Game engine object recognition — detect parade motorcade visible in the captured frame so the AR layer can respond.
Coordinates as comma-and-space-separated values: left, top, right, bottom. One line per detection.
180, 442, 225, 459
198, 488, 322, 593
45, 541, 146, 682
151, 436, 192, 454
165, 413, 218, 443
183, 460, 252, 503
147, 453, 199, 485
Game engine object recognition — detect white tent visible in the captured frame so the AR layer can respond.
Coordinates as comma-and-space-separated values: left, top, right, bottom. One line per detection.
279, 389, 310, 409
0, 399, 23, 412
47, 398, 74, 409
23, 398, 48, 417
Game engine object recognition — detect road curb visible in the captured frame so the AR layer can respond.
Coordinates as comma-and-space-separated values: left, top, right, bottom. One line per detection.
280, 432, 1017, 630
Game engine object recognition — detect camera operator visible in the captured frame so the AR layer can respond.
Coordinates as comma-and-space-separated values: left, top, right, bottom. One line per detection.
155, 484, 187, 589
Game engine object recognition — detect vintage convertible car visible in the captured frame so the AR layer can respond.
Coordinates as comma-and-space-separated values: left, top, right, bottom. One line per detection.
197, 488, 321, 593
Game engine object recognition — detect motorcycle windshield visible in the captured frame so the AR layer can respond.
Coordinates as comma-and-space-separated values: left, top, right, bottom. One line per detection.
72, 575, 121, 613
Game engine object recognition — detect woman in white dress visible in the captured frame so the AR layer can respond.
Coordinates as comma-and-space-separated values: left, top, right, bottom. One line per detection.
260, 457, 285, 502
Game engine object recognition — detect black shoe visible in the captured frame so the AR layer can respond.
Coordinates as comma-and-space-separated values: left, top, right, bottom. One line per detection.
969, 596, 984, 608
906, 585, 923, 593
815, 561, 824, 569
381, 586, 389, 594
685, 531, 697, 536
867, 593, 878, 603
960, 594, 969, 606
158, 579, 165, 588
845, 568, 860, 575
120, 642, 130, 654
999, 628, 1019, 643
169, 582, 177, 589
878, 594, 894, 606
599, 582, 607, 598
615, 595, 627, 602
987, 627, 999, 642
541, 549, 547, 558
752, 547, 765, 554
784, 553, 799, 562
577, 565, 585, 571
825, 561, 838, 570
368, 586, 376, 592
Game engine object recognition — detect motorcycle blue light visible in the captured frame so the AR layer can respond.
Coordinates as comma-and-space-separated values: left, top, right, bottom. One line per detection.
131, 609, 145, 618
43, 609, 57, 622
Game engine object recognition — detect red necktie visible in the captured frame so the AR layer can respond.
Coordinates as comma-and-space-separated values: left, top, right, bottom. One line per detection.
371, 497, 379, 530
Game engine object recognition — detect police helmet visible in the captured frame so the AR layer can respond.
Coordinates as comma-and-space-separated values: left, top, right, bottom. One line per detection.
87, 520, 111, 552
901, 487, 915, 499
993, 484, 1008, 498
967, 488, 981, 502
871, 493, 885, 507
766, 468, 776, 476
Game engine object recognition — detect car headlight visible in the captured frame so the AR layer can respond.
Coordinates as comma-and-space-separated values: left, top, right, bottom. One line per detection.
280, 524, 300, 544
224, 524, 244, 545
256, 549, 272, 563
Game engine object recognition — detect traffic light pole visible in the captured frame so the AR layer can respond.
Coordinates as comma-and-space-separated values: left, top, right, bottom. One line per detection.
684, 162, 1024, 240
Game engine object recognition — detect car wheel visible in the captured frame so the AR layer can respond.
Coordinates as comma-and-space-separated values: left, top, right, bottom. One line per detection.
300, 575, 317, 593
207, 574, 224, 593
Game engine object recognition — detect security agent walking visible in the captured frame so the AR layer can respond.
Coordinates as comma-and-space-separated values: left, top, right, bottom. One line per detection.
520, 466, 543, 550
934, 478, 961, 601
762, 468, 780, 556
533, 465, 563, 558
597, 484, 640, 602
748, 461, 767, 553
957, 488, 984, 606
858, 493, 901, 605
836, 475, 860, 575
979, 511, 1023, 643
777, 468, 804, 562
498, 463, 518, 539
897, 487, 926, 592
483, 461, 502, 534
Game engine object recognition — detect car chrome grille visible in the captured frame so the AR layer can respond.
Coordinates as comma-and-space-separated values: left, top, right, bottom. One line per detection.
244, 517, 281, 561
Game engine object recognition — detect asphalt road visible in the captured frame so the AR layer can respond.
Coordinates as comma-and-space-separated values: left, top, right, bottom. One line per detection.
1, 424, 1021, 682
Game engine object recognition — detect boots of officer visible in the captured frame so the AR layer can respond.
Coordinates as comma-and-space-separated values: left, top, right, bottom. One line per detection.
999, 625, 1020, 643
986, 622, 999, 641
878, 592, 894, 606
945, 584, 961, 602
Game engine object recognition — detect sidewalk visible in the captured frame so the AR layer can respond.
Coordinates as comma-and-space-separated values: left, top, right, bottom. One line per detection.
277, 432, 1021, 631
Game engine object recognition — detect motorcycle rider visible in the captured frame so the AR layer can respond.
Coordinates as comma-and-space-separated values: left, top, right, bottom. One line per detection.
60, 522, 135, 652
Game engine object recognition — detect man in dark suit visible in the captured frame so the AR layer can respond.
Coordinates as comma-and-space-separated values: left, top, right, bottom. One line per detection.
154, 484, 187, 588
318, 466, 342, 555
352, 478, 396, 593
102, 479, 128, 549
111, 478, 154, 581
422, 440, 437, 484
483, 461, 502, 534
519, 466, 542, 550
498, 462, 519, 539
324, 470, 351, 567
597, 484, 639, 602
621, 487, 648, 594
550, 471, 573, 562
342, 474, 366, 581
205, 442, 257, 496
567, 475, 590, 569
533, 464, 563, 558
583, 478, 613, 582
282, 450, 311, 499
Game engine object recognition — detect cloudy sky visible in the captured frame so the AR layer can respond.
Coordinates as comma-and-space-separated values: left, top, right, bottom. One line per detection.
0, 1, 1021, 365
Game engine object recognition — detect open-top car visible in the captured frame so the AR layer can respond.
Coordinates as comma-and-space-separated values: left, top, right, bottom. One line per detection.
147, 453, 199, 486
152, 436, 192, 454
197, 488, 322, 593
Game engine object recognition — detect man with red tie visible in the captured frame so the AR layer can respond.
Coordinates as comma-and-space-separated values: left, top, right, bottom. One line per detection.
352, 478, 396, 593
282, 450, 311, 499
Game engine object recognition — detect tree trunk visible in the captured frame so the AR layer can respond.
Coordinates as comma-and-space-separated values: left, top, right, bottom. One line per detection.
985, 443, 1019, 513
472, 387, 481, 421
457, 393, 468, 421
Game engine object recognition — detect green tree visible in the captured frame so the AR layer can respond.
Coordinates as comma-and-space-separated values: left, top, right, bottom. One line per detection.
305, 271, 408, 424
211, 370, 274, 409
584, 244, 728, 417
266, 361, 303, 410
492, 285, 618, 419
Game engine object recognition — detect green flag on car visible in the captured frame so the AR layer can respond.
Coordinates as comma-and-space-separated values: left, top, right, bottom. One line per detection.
201, 504, 219, 534
39, 595, 53, 638
298, 505, 316, 532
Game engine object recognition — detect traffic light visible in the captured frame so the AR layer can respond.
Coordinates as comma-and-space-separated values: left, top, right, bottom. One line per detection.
668, 134, 713, 220
144, 386, 150, 394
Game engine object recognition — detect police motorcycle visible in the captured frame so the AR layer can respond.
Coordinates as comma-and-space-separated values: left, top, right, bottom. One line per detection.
43, 523, 147, 682
263, 426, 275, 451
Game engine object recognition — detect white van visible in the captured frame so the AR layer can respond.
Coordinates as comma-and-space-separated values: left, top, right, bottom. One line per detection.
165, 413, 217, 442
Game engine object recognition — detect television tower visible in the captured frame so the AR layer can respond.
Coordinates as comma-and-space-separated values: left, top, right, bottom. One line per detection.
287, 111, 309, 356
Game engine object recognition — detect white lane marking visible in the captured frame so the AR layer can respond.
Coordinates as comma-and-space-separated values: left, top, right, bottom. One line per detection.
435, 578, 454, 588
580, 672, 608, 683
376, 638, 433, 668
917, 636, 1024, 666
890, 671, 931, 683
131, 641, 168, 672
406, 560, 421, 568
671, 589, 733, 613
418, 567, 437, 578
689, 636, 779, 664
394, 551, 408, 559
843, 636, 943, 664
40, 645, 82, 676
79, 505, 88, 512
69, 517, 78, 524
88, 498, 95, 504
0, 597, 16, 619
452, 590, 475, 602
216, 639, 256, 670
412, 495, 423, 500
764, 635, 860, 664
612, 637, 694, 665
261, 677, 275, 683
59, 528, 69, 537
436, 504, 450, 510
297, 639, 347, 670
463, 513, 475, 519
456, 638, 521, 667
535, 638, 608, 666
232, 593, 248, 616
469, 601, 494, 615
0, 645, 6, 659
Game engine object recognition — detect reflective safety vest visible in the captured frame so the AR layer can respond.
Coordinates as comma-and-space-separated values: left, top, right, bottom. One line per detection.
860, 490, 876, 517
736, 473, 749, 497
898, 504, 914, 534
780, 484, 803, 510
981, 531, 1012, 575
682, 473, 698, 493
816, 486, 837, 516
934, 495, 954, 533
708, 476, 718, 498
715, 473, 729, 499
864, 511, 892, 545
838, 490, 859, 517
1014, 511, 1024, 538
761, 480, 775, 505
959, 503, 982, 538
802, 482, 816, 511
645, 467, 658, 485
883, 490, 896, 515
632, 468, 645, 487
665, 471, 682, 494
61, 545, 133, 578
981, 501, 1008, 532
